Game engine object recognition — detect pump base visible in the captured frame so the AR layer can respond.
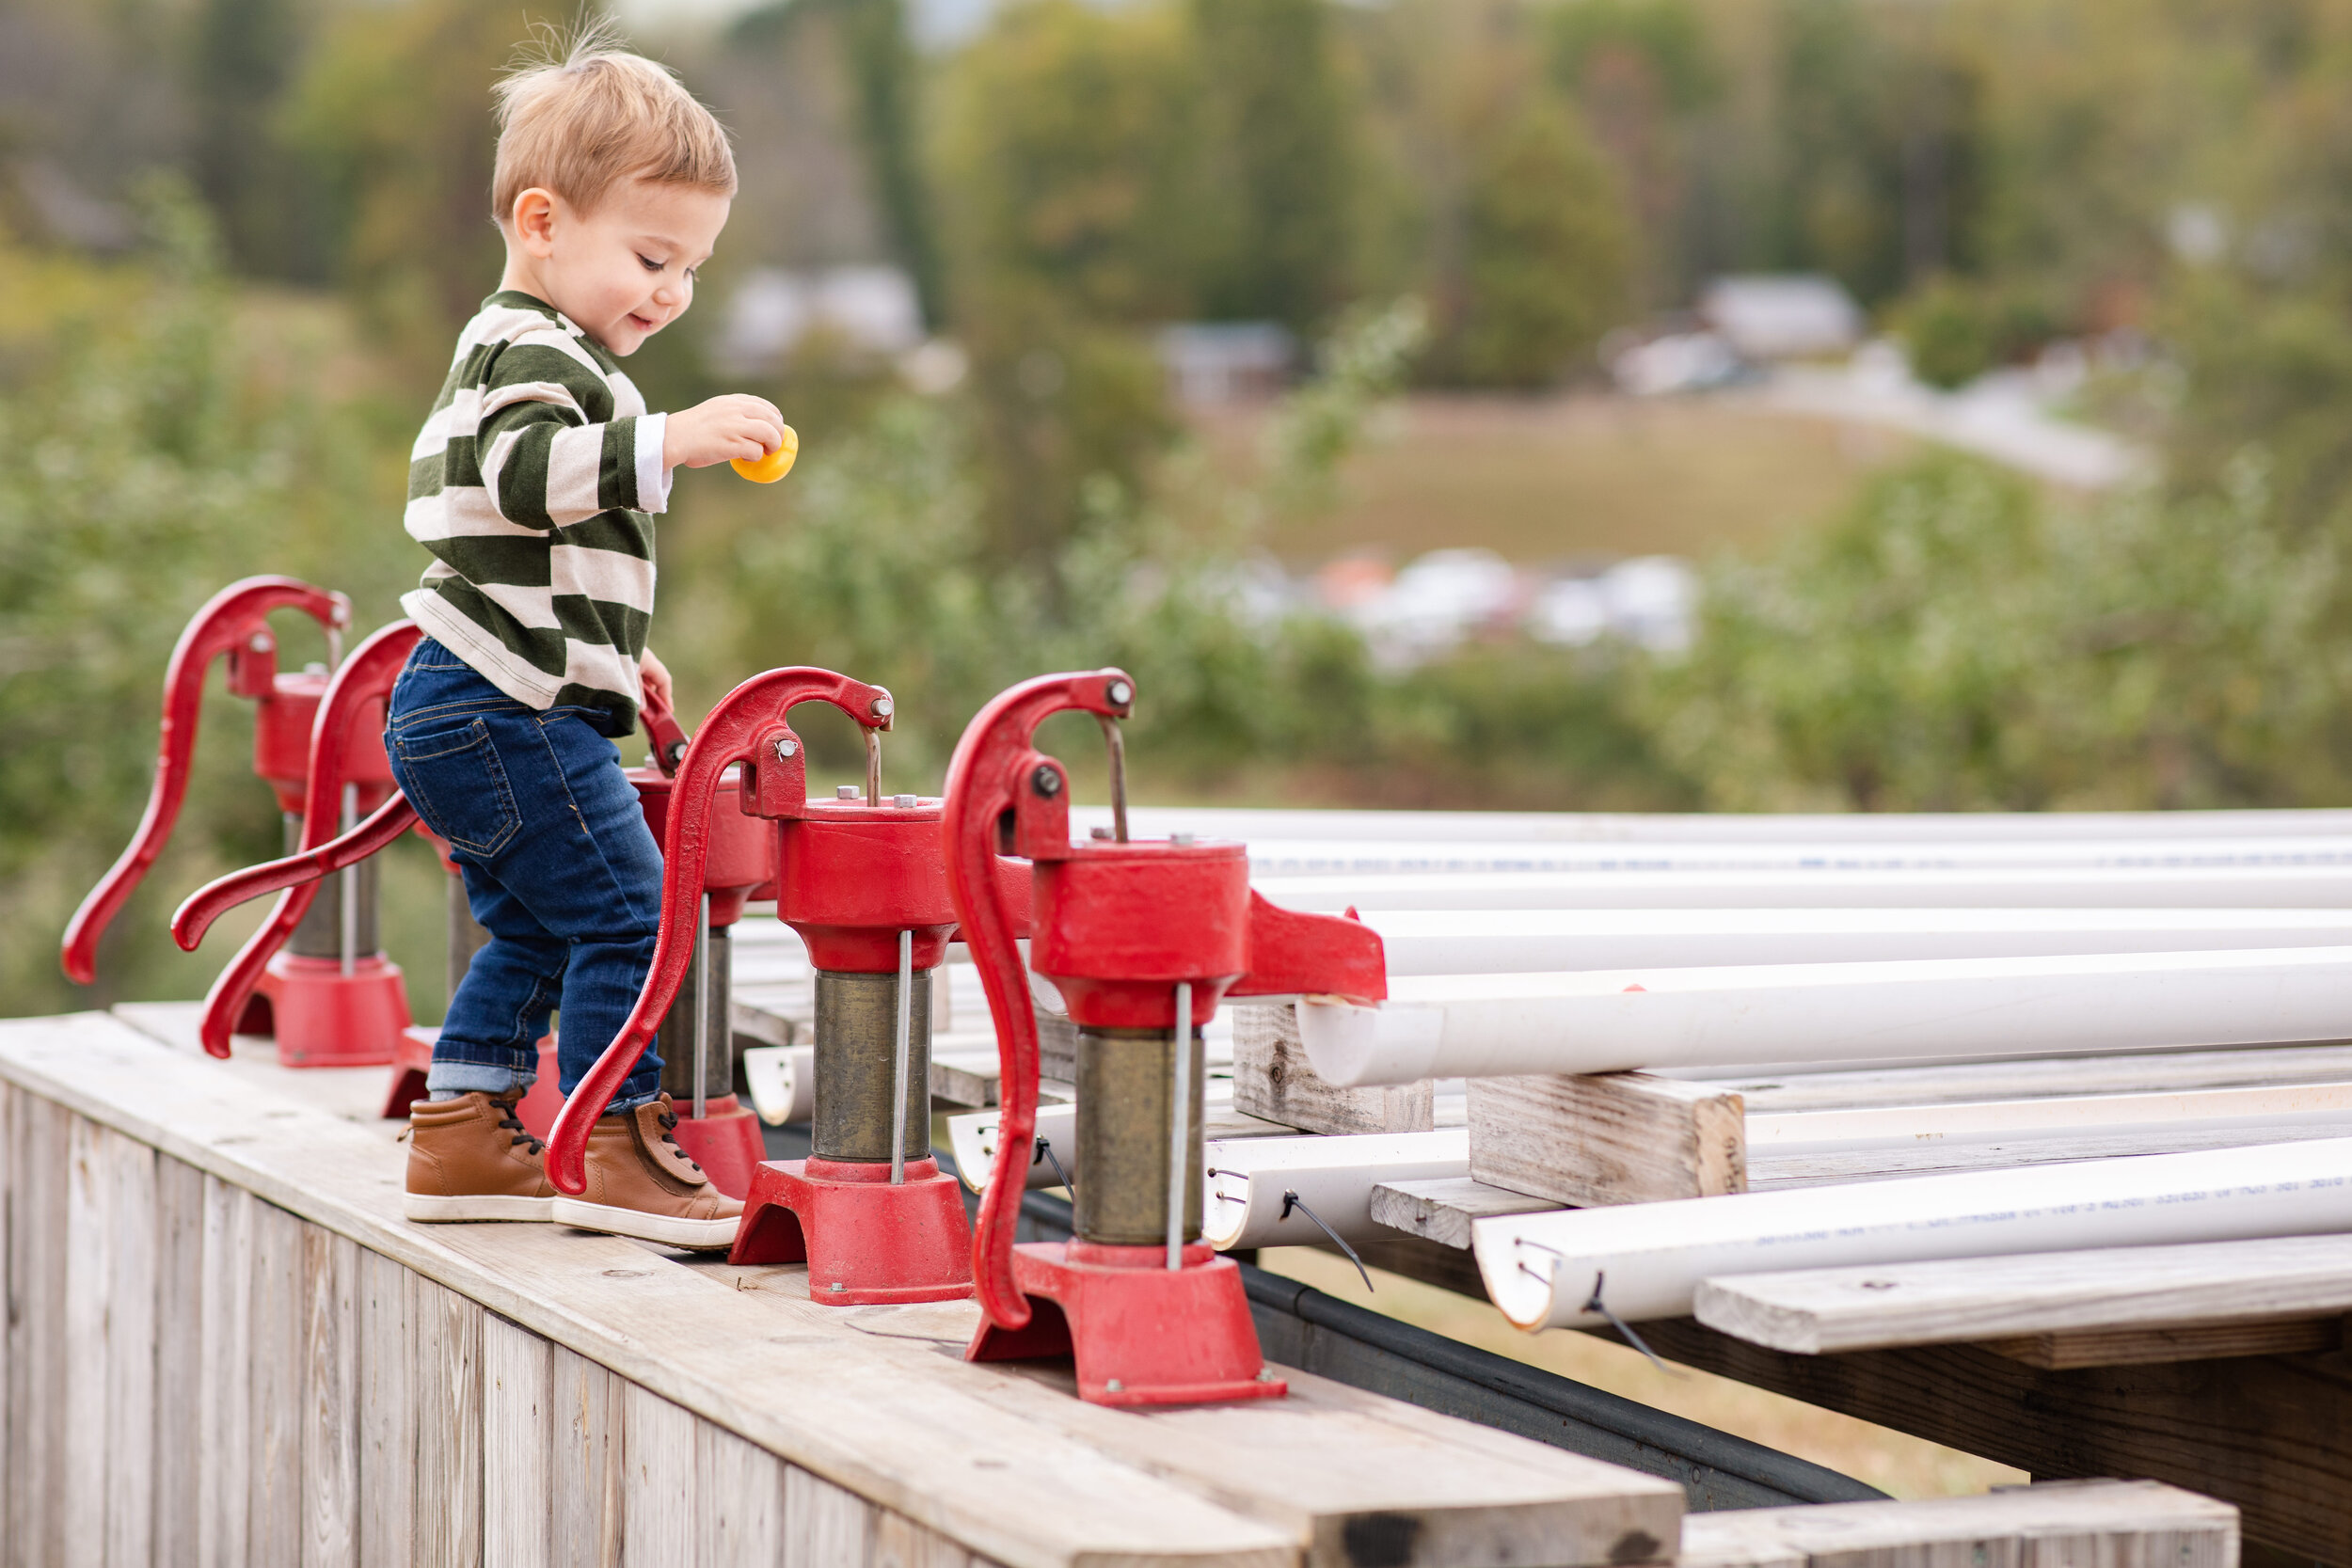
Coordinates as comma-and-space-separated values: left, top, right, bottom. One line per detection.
964, 1240, 1286, 1406
667, 1096, 765, 1200
254, 954, 408, 1069
729, 1156, 975, 1304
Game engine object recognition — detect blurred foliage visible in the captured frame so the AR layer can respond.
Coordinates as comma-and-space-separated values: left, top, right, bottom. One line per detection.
1888, 274, 2060, 388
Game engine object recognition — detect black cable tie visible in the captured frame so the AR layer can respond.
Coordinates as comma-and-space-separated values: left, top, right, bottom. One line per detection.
1035, 1136, 1076, 1195
1281, 1189, 1372, 1293
1581, 1271, 1677, 1377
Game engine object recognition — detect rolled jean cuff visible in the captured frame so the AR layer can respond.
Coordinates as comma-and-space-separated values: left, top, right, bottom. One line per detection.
609, 1078, 662, 1115
425, 1059, 536, 1098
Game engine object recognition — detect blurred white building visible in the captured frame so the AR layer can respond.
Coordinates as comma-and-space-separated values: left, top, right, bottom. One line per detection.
1156, 322, 1295, 406
714, 265, 926, 374
1698, 275, 1866, 362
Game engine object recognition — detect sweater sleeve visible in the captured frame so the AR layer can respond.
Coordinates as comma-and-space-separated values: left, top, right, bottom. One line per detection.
474, 335, 669, 529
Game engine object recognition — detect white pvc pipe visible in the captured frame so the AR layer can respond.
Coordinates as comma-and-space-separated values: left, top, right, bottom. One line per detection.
1073, 805, 2352, 845
1235, 835, 2352, 879
1201, 1131, 1470, 1250
741, 1044, 814, 1126
949, 1103, 1077, 1195
1297, 946, 2352, 1085
1257, 865, 2352, 911
1362, 907, 2352, 976
1476, 1137, 2352, 1330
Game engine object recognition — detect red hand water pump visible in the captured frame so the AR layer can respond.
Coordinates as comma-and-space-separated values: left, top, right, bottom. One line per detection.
549, 666, 977, 1302
945, 669, 1386, 1405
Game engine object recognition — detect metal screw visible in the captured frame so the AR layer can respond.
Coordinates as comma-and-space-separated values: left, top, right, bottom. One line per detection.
772, 737, 799, 760
871, 696, 894, 719
828, 1282, 846, 1292
1104, 1379, 1124, 1393
836, 784, 861, 800
1030, 765, 1061, 798
1105, 678, 1132, 706
247, 634, 270, 653
1255, 1368, 1277, 1382
894, 793, 918, 808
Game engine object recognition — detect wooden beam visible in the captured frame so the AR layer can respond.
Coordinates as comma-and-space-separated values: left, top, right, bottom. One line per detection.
1233, 1005, 1435, 1135
1979, 1318, 2344, 1370
1370, 1178, 1562, 1251
1692, 1235, 2352, 1356
1468, 1073, 1744, 1207
1677, 1480, 2236, 1568
1628, 1317, 2352, 1565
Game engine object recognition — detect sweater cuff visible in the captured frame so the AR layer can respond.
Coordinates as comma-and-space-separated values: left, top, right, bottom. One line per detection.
635, 412, 673, 513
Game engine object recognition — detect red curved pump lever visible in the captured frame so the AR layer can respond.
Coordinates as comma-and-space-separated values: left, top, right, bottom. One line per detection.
191, 621, 419, 1058
172, 796, 421, 952
61, 576, 351, 985
547, 667, 895, 1195
942, 669, 1136, 1332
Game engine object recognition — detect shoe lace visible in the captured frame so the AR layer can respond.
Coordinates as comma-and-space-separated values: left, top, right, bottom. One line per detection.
655, 1106, 705, 1174
491, 1097, 545, 1156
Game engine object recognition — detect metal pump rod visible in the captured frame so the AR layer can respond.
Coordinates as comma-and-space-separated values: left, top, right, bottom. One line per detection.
692, 893, 711, 1119
1097, 714, 1128, 842
338, 783, 358, 976
865, 728, 882, 807
1168, 980, 1192, 1270
891, 928, 914, 1185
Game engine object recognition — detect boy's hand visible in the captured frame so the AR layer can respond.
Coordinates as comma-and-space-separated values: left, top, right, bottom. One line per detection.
664, 395, 787, 469
639, 647, 674, 710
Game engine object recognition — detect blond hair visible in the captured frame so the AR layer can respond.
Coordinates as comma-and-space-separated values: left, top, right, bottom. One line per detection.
491, 20, 736, 227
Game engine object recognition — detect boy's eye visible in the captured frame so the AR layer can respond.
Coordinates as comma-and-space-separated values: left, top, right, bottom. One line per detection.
638, 254, 663, 273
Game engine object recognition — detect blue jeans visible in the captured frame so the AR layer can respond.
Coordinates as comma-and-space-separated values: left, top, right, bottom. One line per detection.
385, 638, 665, 1108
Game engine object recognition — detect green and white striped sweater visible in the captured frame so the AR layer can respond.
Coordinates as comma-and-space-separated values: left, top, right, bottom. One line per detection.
401, 290, 671, 731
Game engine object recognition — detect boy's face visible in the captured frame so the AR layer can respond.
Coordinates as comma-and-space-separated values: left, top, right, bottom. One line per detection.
509, 178, 730, 357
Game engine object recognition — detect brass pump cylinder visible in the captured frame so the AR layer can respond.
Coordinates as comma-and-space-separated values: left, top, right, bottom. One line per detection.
282, 813, 380, 959
656, 924, 734, 1103
1073, 1026, 1204, 1247
811, 968, 933, 1162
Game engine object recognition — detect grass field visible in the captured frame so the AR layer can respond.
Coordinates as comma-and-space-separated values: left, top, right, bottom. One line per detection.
1197, 390, 1913, 567
1261, 1247, 2027, 1500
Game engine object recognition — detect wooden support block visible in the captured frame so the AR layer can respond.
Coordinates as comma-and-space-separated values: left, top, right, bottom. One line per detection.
548, 1346, 625, 1568
1232, 1005, 1434, 1135
930, 1043, 1001, 1110
483, 1317, 552, 1568
1693, 1235, 2352, 1358
787, 1465, 878, 1568
1468, 1073, 1743, 1208
409, 1274, 483, 1568
154, 1156, 206, 1568
696, 1424, 789, 1568
249, 1199, 306, 1568
198, 1175, 255, 1568
1677, 1480, 2236, 1568
1039, 1007, 1079, 1086
1370, 1177, 1564, 1250
1979, 1316, 2344, 1370
7, 1092, 71, 1568
355, 1249, 416, 1568
301, 1227, 361, 1568
623, 1385, 699, 1566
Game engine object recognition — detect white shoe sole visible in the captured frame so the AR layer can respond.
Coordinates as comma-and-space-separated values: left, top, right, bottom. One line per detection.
551, 1197, 740, 1251
403, 1193, 558, 1223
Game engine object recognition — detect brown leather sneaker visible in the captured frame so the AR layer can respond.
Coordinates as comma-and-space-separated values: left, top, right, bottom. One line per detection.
403, 1092, 557, 1223
549, 1095, 743, 1250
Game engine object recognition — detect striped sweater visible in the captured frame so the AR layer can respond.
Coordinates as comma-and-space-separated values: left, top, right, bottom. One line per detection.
401, 290, 671, 731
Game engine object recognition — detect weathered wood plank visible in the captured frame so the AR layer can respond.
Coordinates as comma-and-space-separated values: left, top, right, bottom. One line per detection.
870, 1512, 978, 1568
1233, 1004, 1434, 1134
1676, 1480, 2237, 1568
1979, 1317, 2344, 1370
1715, 1040, 2352, 1113
786, 1464, 877, 1568
411, 1273, 484, 1568
354, 1247, 416, 1568
1468, 1072, 1743, 1207
1633, 1316, 2346, 1564
154, 1155, 208, 1568
0, 1085, 10, 1508
302, 1227, 360, 1568
1369, 1177, 1562, 1250
622, 1384, 698, 1566
1692, 1235, 2352, 1356
198, 1175, 255, 1568
483, 1315, 553, 1568
6, 1092, 70, 1568
699, 1421, 789, 1568
103, 1127, 158, 1568
548, 1344, 626, 1568
63, 1115, 113, 1568
251, 1197, 308, 1568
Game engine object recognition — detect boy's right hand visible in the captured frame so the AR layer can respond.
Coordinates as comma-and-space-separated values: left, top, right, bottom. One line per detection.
664, 395, 787, 470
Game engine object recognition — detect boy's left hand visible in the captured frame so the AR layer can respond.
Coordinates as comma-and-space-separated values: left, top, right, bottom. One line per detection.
639, 647, 674, 711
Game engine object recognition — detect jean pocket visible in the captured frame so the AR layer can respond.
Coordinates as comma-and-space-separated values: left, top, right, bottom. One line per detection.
393, 718, 522, 856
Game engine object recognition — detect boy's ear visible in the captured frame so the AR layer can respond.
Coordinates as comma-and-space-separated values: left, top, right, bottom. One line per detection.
509, 188, 560, 257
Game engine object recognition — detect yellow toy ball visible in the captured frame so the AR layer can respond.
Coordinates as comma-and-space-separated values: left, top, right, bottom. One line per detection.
731, 425, 800, 483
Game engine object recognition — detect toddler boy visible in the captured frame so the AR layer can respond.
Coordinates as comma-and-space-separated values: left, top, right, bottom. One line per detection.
390, 31, 785, 1248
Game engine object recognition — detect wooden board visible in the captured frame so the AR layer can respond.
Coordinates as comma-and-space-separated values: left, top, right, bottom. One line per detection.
1232, 1005, 1435, 1135
1693, 1234, 2352, 1355
1371, 1178, 1564, 1251
1630, 1316, 2344, 1565
1711, 1040, 2352, 1113
1, 1009, 1683, 1568
1467, 1073, 1744, 1208
1978, 1317, 2344, 1369
1677, 1480, 2237, 1568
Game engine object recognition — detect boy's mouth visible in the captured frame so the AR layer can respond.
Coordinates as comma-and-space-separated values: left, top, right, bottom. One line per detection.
627, 311, 657, 333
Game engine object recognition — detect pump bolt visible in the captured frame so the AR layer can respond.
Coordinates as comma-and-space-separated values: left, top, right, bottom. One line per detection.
894, 793, 918, 808
1105, 678, 1132, 706
248, 634, 270, 654
772, 737, 799, 760
829, 1281, 846, 1292
1030, 765, 1061, 798
836, 784, 861, 800
1105, 1379, 1124, 1393
871, 696, 894, 719
1255, 1368, 1276, 1382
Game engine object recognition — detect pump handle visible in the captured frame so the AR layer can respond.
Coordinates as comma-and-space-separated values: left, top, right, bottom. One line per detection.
192, 621, 417, 1058
171, 795, 421, 952
941, 669, 1135, 1331
61, 576, 351, 985
641, 681, 691, 777
547, 666, 895, 1195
